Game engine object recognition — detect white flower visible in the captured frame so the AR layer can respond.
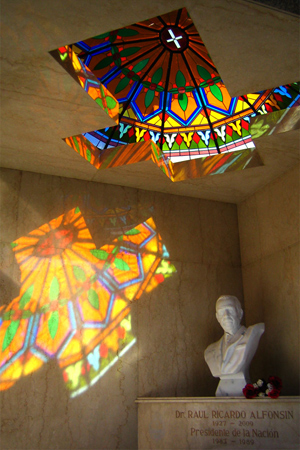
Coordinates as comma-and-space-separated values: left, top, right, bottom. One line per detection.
258, 392, 265, 397
267, 383, 273, 390
266, 389, 270, 395
253, 383, 258, 388
257, 379, 264, 387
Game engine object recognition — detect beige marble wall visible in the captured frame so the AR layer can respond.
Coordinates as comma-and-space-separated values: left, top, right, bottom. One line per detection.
0, 168, 243, 450
238, 165, 300, 395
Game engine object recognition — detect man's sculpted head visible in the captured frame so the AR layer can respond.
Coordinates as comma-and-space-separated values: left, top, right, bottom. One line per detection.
216, 295, 243, 335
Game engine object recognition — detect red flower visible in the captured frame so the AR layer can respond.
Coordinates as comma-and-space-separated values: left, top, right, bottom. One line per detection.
81, 363, 90, 375
63, 371, 68, 382
118, 326, 126, 340
155, 274, 164, 284
268, 388, 280, 399
127, 71, 135, 79
100, 343, 108, 358
243, 384, 259, 399
35, 228, 74, 257
49, 300, 59, 311
82, 280, 91, 291
268, 376, 282, 391
12, 310, 23, 321
56, 229, 74, 248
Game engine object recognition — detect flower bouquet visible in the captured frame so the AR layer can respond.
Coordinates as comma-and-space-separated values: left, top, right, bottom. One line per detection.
243, 376, 282, 399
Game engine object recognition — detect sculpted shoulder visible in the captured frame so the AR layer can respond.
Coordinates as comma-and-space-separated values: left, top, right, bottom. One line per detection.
204, 337, 222, 359
246, 323, 265, 340
250, 322, 265, 333
204, 336, 223, 377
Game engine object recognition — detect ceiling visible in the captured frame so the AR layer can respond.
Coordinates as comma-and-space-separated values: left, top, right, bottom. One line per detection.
0, 0, 299, 203
247, 0, 299, 15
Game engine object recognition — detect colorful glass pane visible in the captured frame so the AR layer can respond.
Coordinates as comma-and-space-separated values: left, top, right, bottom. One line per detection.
0, 208, 176, 396
52, 8, 300, 179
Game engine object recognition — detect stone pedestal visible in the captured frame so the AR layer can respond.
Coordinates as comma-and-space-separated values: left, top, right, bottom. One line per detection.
137, 397, 299, 449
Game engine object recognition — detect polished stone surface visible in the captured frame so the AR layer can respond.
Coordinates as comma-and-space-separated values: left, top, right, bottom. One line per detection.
0, 167, 243, 449
238, 165, 300, 395
137, 397, 300, 449
0, 163, 299, 449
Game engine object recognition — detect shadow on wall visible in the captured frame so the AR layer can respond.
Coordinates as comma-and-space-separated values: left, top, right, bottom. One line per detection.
0, 204, 176, 398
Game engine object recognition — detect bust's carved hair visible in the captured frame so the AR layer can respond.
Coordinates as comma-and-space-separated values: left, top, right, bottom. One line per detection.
216, 295, 242, 312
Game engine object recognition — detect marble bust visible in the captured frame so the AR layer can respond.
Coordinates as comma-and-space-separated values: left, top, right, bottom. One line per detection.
204, 295, 265, 397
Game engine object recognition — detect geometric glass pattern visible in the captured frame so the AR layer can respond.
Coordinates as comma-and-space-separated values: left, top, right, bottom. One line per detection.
0, 207, 176, 397
52, 8, 300, 180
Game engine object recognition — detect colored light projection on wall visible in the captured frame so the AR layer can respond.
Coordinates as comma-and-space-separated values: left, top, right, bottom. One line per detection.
0, 208, 176, 397
52, 8, 300, 180
52, 44, 119, 124
250, 103, 300, 139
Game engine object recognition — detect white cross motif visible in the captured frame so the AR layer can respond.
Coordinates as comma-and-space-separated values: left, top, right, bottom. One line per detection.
166, 29, 183, 49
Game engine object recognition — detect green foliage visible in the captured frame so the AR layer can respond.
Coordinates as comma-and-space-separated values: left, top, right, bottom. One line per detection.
115, 77, 130, 94
178, 93, 188, 111
19, 285, 34, 309
120, 47, 140, 57
96, 97, 104, 109
115, 59, 149, 94
145, 89, 155, 108
3, 311, 13, 321
133, 58, 149, 73
125, 228, 140, 235
94, 56, 113, 70
151, 141, 159, 157
93, 32, 110, 40
114, 258, 130, 271
88, 289, 99, 310
152, 67, 163, 84
73, 266, 86, 282
117, 28, 139, 37
90, 249, 109, 260
106, 96, 117, 109
210, 84, 223, 102
86, 149, 92, 162
197, 65, 211, 81
92, 28, 139, 40
2, 320, 20, 352
49, 277, 60, 301
111, 246, 119, 256
73, 138, 80, 153
176, 70, 186, 88
48, 311, 59, 339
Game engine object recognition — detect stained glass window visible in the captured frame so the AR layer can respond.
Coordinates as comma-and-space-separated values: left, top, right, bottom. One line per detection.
0, 207, 176, 397
52, 8, 300, 180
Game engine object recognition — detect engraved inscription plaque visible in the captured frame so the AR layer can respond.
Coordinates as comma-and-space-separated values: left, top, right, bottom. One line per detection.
137, 397, 300, 449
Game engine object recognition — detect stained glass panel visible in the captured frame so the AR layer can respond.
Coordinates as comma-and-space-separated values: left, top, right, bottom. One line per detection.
51, 8, 300, 180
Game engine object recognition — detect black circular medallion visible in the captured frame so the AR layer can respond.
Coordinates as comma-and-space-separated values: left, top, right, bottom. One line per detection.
160, 26, 188, 52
